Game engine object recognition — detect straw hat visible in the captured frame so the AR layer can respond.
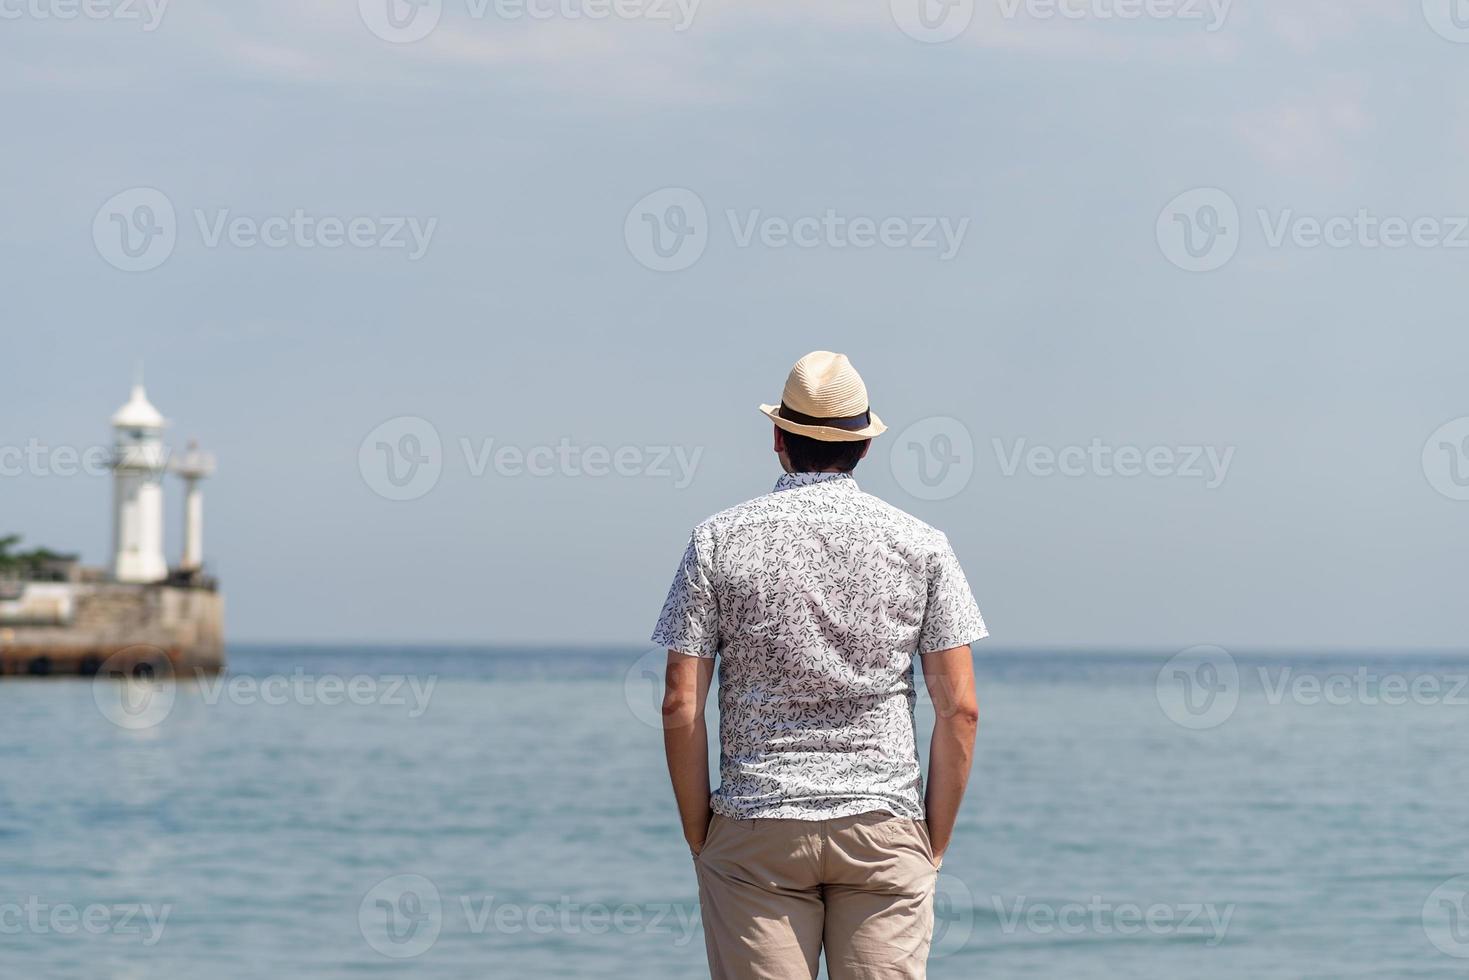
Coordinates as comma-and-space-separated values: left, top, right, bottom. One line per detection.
759, 351, 887, 443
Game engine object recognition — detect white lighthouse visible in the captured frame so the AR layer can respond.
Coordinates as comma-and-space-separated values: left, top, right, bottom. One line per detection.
110, 381, 169, 583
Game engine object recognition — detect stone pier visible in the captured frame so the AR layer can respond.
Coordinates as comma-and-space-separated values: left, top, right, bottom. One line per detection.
0, 582, 224, 677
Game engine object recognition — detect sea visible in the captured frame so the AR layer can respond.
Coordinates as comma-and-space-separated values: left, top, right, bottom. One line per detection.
2, 645, 1466, 979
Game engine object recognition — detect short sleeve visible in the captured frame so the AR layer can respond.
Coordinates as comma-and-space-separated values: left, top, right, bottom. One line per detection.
917, 535, 987, 655
650, 532, 720, 658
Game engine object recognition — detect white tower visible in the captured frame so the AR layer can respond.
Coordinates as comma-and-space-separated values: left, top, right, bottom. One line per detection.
110, 381, 169, 583
173, 441, 215, 572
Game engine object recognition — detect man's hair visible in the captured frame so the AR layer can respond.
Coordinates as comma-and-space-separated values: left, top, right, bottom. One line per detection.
783, 432, 870, 473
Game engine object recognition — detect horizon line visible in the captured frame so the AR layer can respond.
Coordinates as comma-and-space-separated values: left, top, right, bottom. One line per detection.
221, 640, 1469, 657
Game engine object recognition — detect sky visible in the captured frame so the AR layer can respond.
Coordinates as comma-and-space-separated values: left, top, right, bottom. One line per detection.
3, 0, 1468, 650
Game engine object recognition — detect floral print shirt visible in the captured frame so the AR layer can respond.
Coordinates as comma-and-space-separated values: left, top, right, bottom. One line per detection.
652, 471, 987, 820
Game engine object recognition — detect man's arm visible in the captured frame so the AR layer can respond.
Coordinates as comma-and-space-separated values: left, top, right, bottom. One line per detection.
662, 651, 717, 854
920, 645, 979, 863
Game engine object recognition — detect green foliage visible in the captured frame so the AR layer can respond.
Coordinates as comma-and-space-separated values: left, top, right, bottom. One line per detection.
0, 536, 72, 578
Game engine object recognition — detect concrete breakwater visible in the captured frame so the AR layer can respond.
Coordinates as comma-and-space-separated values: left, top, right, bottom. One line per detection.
0, 582, 223, 677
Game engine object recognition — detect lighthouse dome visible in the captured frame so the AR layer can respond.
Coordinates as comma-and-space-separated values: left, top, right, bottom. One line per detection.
111, 384, 165, 429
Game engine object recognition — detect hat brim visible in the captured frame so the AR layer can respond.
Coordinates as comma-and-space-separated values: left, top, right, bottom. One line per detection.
760, 404, 887, 443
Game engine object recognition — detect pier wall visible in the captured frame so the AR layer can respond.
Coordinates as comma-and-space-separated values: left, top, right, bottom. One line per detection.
0, 583, 223, 676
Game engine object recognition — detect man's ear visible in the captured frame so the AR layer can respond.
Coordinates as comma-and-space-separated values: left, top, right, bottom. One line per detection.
774, 426, 786, 453
859, 440, 871, 461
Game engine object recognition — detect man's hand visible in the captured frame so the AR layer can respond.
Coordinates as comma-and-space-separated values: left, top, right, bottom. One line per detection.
686, 812, 712, 856
920, 645, 979, 867
662, 651, 717, 855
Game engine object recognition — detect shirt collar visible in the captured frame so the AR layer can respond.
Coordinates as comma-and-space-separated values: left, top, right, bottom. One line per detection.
773, 471, 860, 493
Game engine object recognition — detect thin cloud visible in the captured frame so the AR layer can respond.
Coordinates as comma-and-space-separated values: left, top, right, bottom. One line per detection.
1233, 78, 1373, 182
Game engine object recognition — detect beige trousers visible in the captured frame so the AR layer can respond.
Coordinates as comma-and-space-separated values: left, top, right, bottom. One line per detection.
692, 812, 940, 980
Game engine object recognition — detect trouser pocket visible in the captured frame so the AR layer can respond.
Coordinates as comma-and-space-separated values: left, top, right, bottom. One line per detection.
693, 813, 724, 861
916, 819, 941, 869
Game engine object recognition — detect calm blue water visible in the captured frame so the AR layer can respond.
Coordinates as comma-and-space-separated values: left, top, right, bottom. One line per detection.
2, 646, 1467, 978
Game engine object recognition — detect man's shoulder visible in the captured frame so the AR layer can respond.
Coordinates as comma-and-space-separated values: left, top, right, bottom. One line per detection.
690, 489, 785, 538
690, 482, 950, 550
852, 490, 951, 548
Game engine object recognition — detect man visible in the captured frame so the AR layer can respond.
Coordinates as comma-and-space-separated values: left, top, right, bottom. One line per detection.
653, 350, 987, 979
